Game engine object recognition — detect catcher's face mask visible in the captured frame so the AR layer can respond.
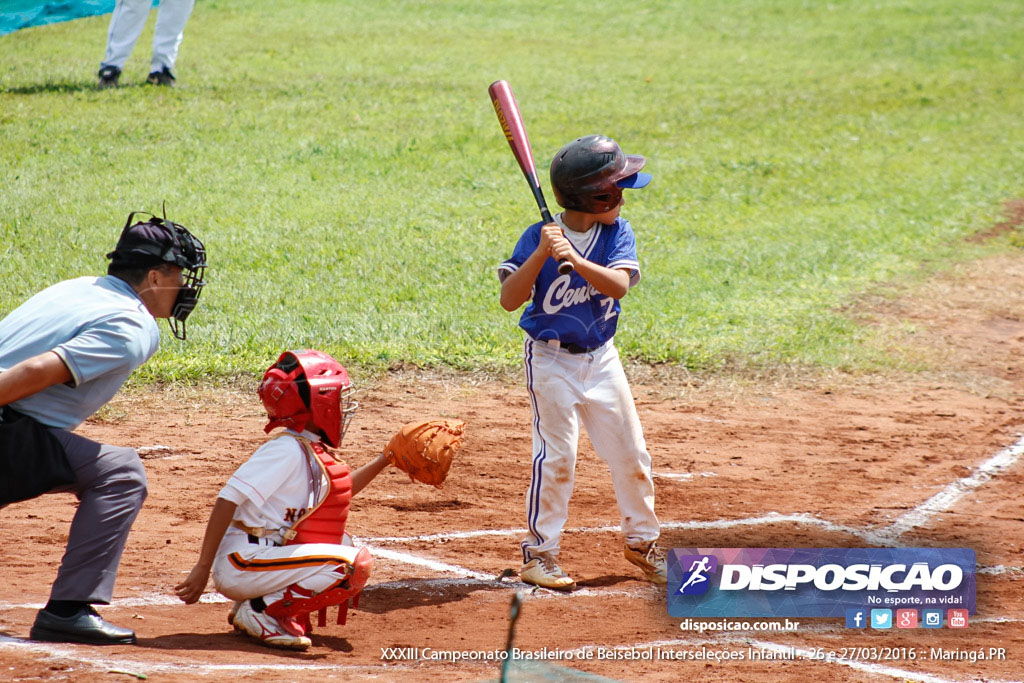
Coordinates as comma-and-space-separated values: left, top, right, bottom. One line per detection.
108, 210, 208, 340
259, 350, 358, 448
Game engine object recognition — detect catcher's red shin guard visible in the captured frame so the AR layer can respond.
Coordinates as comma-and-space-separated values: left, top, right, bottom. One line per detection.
264, 547, 373, 636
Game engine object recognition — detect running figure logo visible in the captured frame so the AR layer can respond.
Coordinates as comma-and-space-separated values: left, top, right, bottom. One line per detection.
676, 554, 718, 595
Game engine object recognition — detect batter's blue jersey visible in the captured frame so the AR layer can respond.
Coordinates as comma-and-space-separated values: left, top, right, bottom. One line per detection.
498, 217, 641, 348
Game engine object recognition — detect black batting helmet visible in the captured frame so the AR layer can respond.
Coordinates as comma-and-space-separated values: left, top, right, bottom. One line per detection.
549, 135, 650, 214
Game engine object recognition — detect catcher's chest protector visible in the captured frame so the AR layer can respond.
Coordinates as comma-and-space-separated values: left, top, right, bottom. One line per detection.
288, 441, 352, 545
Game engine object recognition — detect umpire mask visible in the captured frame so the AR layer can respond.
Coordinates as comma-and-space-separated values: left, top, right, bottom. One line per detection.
107, 211, 208, 340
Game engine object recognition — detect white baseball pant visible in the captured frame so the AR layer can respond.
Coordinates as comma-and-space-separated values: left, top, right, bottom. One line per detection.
521, 337, 660, 563
100, 0, 195, 72
213, 532, 364, 604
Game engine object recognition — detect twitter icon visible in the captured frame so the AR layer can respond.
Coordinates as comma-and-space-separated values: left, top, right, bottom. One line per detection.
871, 609, 892, 629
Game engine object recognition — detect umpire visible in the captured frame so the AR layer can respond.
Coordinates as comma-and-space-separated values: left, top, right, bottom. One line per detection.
0, 211, 207, 645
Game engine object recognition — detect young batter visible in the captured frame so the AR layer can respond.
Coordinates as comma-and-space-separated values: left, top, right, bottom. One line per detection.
175, 350, 388, 650
498, 134, 666, 590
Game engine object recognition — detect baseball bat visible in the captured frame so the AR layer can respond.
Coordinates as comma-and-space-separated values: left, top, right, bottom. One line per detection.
488, 80, 573, 275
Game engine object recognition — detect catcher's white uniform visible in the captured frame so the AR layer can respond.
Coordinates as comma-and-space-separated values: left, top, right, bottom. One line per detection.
212, 429, 361, 603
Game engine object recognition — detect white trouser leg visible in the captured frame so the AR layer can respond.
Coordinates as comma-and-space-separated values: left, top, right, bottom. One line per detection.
213, 540, 365, 602
578, 343, 660, 547
521, 338, 581, 563
150, 0, 195, 72
100, 0, 153, 70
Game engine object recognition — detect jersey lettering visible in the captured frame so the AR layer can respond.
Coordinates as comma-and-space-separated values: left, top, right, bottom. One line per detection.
542, 274, 600, 315
283, 507, 306, 523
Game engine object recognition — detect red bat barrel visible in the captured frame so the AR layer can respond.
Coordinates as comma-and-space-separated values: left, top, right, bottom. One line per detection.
489, 80, 572, 274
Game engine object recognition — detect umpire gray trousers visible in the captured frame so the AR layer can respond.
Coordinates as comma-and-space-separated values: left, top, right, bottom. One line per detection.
46, 429, 147, 604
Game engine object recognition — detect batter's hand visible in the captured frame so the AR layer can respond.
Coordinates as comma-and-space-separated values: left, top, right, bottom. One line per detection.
539, 223, 575, 266
175, 563, 212, 604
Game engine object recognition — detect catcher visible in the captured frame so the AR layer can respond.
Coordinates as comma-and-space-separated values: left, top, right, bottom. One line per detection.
174, 349, 463, 650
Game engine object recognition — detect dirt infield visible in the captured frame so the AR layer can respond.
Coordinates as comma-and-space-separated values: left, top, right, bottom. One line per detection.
2, 252, 1024, 682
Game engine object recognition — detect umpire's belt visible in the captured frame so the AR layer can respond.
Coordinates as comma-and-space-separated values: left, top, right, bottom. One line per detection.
544, 339, 604, 354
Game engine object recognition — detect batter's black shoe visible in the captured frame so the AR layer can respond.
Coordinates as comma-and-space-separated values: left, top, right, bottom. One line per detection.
97, 65, 121, 89
146, 66, 176, 86
30, 606, 137, 645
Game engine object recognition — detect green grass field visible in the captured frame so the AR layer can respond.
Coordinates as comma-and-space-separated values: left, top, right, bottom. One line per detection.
2, 0, 1023, 381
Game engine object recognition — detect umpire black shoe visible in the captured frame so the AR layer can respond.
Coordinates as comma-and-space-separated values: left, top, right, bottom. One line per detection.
145, 66, 176, 87
30, 606, 137, 645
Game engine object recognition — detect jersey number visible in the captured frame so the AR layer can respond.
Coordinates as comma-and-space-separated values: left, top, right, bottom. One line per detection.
600, 297, 617, 321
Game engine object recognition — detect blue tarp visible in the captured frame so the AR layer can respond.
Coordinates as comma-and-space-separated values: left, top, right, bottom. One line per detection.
0, 1, 120, 36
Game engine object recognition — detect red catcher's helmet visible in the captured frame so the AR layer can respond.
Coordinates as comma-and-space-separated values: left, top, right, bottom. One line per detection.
549, 135, 650, 214
258, 350, 357, 448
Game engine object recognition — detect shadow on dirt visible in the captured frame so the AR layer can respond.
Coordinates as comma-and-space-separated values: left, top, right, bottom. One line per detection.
358, 577, 512, 613
574, 574, 637, 588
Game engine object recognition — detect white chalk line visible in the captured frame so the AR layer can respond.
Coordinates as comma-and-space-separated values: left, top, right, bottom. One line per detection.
365, 546, 494, 581
882, 433, 1024, 540
0, 635, 415, 675
978, 565, 1024, 577
359, 512, 877, 545
0, 579, 660, 613
0, 592, 231, 611
652, 470, 717, 481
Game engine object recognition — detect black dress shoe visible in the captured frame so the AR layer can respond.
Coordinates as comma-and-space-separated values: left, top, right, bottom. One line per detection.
30, 607, 137, 645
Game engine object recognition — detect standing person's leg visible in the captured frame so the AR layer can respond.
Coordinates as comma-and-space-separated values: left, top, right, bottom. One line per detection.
30, 430, 147, 644
149, 0, 195, 81
519, 339, 583, 590
100, 0, 152, 71
578, 342, 665, 583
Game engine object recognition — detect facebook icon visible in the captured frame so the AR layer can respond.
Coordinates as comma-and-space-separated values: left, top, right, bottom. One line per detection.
845, 608, 867, 629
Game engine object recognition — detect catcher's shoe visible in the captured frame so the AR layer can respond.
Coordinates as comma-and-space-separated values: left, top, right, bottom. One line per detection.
227, 600, 242, 628
232, 600, 311, 650
624, 542, 668, 584
521, 555, 576, 591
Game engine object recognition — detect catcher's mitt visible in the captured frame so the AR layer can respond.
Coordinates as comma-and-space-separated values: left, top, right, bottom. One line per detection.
383, 419, 465, 488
